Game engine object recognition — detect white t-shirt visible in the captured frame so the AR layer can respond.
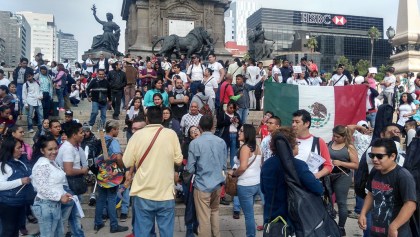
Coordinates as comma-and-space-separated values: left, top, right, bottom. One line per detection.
354, 76, 365, 85
246, 65, 260, 86
203, 76, 218, 99
56, 141, 87, 170
330, 74, 348, 86
308, 77, 322, 86
85, 59, 94, 73
383, 75, 396, 93
208, 62, 224, 82
98, 59, 106, 70
187, 64, 205, 82
272, 65, 282, 83
0, 78, 10, 87
172, 72, 188, 84
408, 77, 416, 93
295, 79, 309, 86
397, 103, 416, 126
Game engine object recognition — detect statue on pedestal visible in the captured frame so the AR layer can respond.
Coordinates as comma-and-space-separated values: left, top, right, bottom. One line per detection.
90, 5, 121, 55
248, 25, 275, 61
151, 27, 214, 59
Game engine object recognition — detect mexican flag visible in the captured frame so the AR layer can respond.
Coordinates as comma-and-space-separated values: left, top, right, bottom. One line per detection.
264, 82, 368, 142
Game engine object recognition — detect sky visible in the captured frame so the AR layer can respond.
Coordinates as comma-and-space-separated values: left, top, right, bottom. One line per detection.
1, 0, 409, 61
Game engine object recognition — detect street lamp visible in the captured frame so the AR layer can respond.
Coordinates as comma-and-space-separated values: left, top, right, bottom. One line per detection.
386, 26, 396, 40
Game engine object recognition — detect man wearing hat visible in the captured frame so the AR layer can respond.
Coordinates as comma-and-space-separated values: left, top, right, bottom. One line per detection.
124, 59, 137, 108
61, 110, 78, 134
378, 67, 396, 107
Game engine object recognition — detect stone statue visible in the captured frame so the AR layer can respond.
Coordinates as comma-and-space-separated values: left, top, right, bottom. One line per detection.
151, 27, 214, 59
90, 5, 121, 55
248, 25, 275, 61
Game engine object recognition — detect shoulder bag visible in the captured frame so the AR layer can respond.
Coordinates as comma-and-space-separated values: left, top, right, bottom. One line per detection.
67, 156, 88, 195
225, 146, 257, 196
136, 127, 163, 170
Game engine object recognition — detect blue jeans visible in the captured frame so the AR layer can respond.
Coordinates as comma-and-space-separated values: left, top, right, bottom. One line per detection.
133, 196, 175, 237
56, 87, 64, 108
233, 196, 241, 212
32, 198, 64, 237
121, 187, 130, 215
238, 184, 260, 237
17, 83, 23, 110
61, 198, 84, 237
94, 186, 118, 229
42, 92, 51, 119
89, 102, 107, 126
190, 81, 201, 96
238, 108, 249, 124
27, 105, 43, 130
228, 133, 237, 168
366, 112, 376, 128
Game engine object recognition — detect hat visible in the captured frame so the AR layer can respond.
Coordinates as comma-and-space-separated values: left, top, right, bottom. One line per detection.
36, 52, 44, 57
357, 120, 369, 128
320, 70, 326, 75
82, 122, 91, 131
43, 59, 50, 62
65, 110, 73, 117
40, 65, 48, 70
123, 58, 135, 64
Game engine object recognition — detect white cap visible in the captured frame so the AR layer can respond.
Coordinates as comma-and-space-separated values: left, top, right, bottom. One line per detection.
357, 120, 368, 128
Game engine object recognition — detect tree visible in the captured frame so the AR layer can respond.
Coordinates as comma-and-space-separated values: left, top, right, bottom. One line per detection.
375, 64, 388, 82
242, 52, 251, 62
355, 59, 370, 77
335, 56, 354, 73
368, 26, 381, 67
307, 37, 318, 53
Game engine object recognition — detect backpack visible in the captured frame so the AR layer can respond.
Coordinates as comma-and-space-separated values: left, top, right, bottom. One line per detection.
215, 82, 230, 111
196, 95, 213, 117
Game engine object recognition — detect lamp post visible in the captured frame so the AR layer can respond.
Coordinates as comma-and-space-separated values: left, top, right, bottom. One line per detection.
386, 26, 396, 42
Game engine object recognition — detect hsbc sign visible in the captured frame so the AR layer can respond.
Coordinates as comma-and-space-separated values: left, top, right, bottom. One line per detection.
300, 12, 347, 26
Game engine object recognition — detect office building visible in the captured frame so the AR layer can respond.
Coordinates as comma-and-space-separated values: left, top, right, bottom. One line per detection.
17, 11, 56, 62
247, 8, 392, 71
57, 30, 78, 64
0, 11, 31, 67
228, 0, 261, 46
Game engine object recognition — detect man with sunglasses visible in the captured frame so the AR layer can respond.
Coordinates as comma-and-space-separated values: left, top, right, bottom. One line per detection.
359, 138, 416, 237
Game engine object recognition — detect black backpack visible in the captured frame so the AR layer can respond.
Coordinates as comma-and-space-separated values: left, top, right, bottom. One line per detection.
354, 149, 369, 199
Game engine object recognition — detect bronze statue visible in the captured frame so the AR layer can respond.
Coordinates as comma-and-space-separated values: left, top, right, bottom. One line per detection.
248, 25, 275, 61
151, 27, 214, 59
90, 5, 121, 54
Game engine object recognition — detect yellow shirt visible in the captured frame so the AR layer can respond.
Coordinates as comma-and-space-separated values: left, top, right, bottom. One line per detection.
123, 124, 182, 201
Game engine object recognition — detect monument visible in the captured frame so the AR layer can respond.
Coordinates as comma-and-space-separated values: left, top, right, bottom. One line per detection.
83, 5, 123, 60
121, 0, 231, 59
248, 25, 275, 62
390, 0, 420, 74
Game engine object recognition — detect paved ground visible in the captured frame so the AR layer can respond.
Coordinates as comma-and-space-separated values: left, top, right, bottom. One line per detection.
27, 214, 364, 237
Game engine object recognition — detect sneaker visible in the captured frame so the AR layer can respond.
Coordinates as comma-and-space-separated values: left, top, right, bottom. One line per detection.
102, 214, 108, 222
348, 211, 360, 219
112, 115, 119, 120
28, 129, 35, 133
120, 213, 127, 222
94, 223, 105, 232
110, 225, 129, 233
233, 211, 240, 219
65, 231, 72, 237
257, 225, 264, 231
339, 227, 346, 236
220, 197, 230, 205
125, 234, 135, 237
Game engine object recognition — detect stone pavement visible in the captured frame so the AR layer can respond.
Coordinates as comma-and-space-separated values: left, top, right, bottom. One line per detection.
27, 214, 365, 237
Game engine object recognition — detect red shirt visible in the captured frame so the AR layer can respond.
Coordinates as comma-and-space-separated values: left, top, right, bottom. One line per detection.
260, 125, 269, 140
219, 81, 233, 104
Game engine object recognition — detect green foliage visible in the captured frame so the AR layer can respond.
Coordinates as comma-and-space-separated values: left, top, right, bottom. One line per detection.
375, 64, 388, 82
368, 26, 381, 40
355, 59, 370, 76
307, 37, 318, 52
335, 56, 354, 73
243, 52, 251, 62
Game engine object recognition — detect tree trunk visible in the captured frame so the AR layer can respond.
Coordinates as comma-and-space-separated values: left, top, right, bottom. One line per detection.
370, 39, 374, 66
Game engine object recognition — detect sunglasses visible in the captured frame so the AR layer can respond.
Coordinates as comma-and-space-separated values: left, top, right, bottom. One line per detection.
368, 153, 389, 160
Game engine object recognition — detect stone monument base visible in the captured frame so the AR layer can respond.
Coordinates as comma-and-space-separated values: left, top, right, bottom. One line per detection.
81, 50, 115, 61
127, 46, 232, 61
390, 50, 420, 74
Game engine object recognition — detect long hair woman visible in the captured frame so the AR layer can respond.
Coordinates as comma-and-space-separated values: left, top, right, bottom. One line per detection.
231, 124, 262, 236
125, 97, 145, 141
0, 137, 34, 237
397, 92, 416, 126
31, 135, 72, 237
162, 107, 182, 139
328, 125, 359, 236
143, 78, 169, 107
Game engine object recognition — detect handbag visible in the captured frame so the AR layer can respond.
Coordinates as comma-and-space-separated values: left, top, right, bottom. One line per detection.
225, 148, 257, 196
67, 174, 87, 195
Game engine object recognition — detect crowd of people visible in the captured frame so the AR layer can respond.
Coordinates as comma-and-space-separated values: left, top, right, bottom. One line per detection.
0, 52, 418, 237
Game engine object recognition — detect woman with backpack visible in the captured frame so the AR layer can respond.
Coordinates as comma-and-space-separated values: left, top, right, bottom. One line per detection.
328, 125, 359, 236
191, 84, 214, 116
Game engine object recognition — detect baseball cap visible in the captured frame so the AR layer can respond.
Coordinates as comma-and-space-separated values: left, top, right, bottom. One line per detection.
65, 110, 73, 117
357, 120, 369, 128
82, 122, 91, 131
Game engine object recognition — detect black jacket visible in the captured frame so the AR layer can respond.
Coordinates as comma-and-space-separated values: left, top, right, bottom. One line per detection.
12, 66, 34, 84
86, 78, 111, 104
107, 70, 127, 91
217, 111, 242, 148
96, 58, 109, 74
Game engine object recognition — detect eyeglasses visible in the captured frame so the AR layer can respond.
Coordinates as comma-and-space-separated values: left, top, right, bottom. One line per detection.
368, 153, 389, 160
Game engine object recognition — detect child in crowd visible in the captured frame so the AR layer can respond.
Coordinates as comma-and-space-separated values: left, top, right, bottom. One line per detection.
69, 84, 80, 106
0, 106, 15, 128
8, 82, 19, 121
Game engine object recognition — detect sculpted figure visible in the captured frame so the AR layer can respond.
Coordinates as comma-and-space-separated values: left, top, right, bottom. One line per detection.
91, 5, 121, 54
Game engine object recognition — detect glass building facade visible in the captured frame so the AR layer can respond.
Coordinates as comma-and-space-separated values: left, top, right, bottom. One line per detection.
247, 8, 392, 72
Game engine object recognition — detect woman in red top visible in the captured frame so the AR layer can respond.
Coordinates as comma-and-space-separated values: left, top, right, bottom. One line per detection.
257, 111, 274, 140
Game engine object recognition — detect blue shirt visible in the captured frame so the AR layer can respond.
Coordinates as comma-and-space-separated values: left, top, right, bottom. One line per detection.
105, 135, 121, 156
143, 89, 169, 107
261, 155, 323, 223
187, 132, 227, 192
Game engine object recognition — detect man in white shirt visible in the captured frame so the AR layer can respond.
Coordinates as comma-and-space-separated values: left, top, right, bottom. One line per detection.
379, 67, 396, 107
85, 54, 95, 74
186, 55, 205, 95
172, 64, 188, 85
329, 66, 348, 86
207, 53, 225, 83
271, 59, 282, 83
260, 116, 281, 161
246, 59, 260, 110
0, 69, 10, 87
22, 71, 43, 133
